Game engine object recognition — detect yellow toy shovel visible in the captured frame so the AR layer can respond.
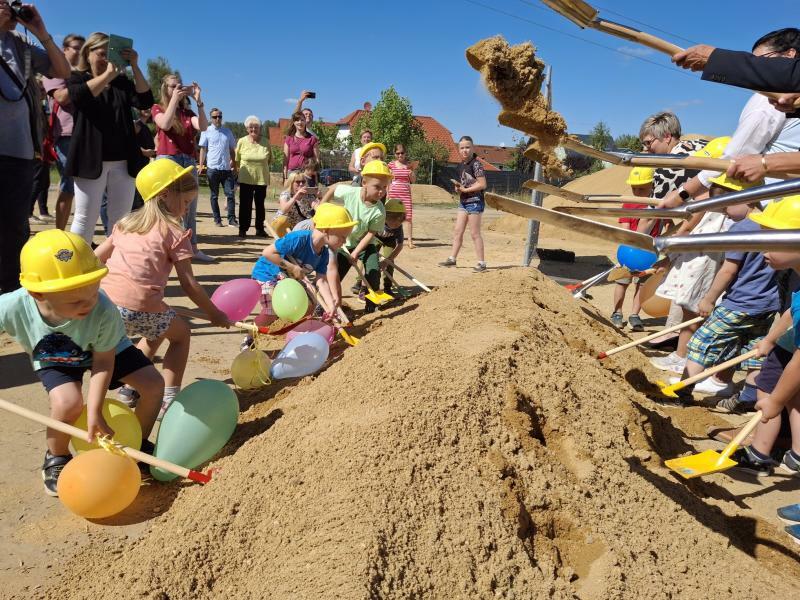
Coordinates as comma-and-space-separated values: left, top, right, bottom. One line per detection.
665, 411, 763, 479
338, 250, 394, 305
657, 349, 758, 398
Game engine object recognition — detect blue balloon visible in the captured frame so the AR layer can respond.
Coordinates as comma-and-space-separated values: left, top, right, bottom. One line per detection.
616, 244, 658, 272
270, 332, 330, 379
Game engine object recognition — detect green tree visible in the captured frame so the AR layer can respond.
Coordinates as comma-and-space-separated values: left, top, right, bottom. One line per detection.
349, 86, 420, 153
270, 146, 285, 173
146, 56, 180, 104
588, 121, 613, 151
614, 133, 643, 153
506, 137, 534, 174
226, 121, 247, 140
409, 137, 449, 184
311, 120, 342, 153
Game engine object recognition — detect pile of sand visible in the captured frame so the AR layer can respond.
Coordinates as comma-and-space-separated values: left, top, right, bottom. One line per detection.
467, 36, 567, 178
45, 270, 799, 598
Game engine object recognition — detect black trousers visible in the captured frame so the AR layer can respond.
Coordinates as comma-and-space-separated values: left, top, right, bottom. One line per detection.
1, 155, 34, 294
29, 158, 50, 216
238, 183, 266, 235
336, 244, 381, 312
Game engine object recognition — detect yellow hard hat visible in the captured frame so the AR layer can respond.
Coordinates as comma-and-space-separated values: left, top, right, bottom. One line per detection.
136, 158, 195, 201
749, 195, 800, 229
360, 142, 386, 158
625, 167, 654, 186
313, 203, 359, 229
19, 230, 108, 293
708, 172, 763, 192
693, 136, 732, 159
360, 160, 393, 179
384, 199, 406, 214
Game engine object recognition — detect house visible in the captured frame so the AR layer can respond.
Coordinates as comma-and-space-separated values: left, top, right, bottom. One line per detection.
473, 144, 515, 170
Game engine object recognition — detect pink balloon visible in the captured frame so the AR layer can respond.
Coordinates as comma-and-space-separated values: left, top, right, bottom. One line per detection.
211, 279, 262, 322
286, 319, 335, 345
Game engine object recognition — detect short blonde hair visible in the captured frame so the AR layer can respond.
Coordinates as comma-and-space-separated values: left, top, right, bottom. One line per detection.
639, 111, 682, 141
77, 32, 108, 73
244, 115, 261, 128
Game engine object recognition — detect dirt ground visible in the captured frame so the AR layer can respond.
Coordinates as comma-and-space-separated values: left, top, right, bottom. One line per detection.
1, 185, 798, 597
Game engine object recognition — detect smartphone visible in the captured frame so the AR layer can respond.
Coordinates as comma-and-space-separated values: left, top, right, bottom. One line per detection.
107, 34, 133, 69
307, 91, 316, 99
304, 187, 319, 195
450, 178, 461, 186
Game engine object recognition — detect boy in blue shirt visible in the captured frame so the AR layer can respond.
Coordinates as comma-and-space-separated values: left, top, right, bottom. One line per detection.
0, 230, 163, 496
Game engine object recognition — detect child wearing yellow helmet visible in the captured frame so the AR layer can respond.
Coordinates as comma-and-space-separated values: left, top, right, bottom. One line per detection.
2, 230, 164, 496
94, 159, 231, 420
375, 199, 407, 293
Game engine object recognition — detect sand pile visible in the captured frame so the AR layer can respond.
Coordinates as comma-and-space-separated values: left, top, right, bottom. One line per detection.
467, 36, 568, 178
46, 270, 799, 599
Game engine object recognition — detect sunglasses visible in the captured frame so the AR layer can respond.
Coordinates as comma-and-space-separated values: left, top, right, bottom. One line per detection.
396, 151, 406, 155
211, 115, 222, 119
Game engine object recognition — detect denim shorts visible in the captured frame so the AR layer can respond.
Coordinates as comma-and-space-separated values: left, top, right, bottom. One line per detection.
54, 136, 74, 194
459, 199, 485, 214
35, 345, 152, 393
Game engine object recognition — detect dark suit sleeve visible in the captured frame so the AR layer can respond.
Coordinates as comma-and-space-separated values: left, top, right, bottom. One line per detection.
702, 49, 800, 92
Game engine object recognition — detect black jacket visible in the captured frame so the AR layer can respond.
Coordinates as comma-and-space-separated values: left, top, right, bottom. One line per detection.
65, 71, 154, 179
702, 49, 800, 92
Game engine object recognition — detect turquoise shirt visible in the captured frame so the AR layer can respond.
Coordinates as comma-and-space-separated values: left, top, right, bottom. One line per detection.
0, 288, 130, 371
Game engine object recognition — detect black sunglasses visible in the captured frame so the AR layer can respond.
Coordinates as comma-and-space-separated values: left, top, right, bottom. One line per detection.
211, 115, 222, 119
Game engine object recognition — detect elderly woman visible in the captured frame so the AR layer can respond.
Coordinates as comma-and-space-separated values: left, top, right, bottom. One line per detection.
235, 116, 271, 238
282, 111, 319, 181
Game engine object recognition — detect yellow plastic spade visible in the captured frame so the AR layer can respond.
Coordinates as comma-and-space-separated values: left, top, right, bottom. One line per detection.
657, 349, 758, 398
665, 411, 763, 478
339, 250, 394, 305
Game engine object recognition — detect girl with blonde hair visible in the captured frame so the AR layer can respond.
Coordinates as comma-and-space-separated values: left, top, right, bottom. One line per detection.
95, 159, 230, 417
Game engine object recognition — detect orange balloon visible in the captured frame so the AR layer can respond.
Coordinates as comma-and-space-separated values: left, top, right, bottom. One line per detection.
639, 269, 670, 318
58, 449, 141, 519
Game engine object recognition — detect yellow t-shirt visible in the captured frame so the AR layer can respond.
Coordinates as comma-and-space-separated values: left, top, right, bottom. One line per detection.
235, 137, 271, 186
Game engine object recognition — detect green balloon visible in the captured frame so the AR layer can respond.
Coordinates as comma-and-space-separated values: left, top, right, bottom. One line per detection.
151, 380, 239, 481
272, 278, 309, 323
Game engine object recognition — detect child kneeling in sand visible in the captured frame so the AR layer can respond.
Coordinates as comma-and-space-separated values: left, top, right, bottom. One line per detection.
0, 230, 164, 496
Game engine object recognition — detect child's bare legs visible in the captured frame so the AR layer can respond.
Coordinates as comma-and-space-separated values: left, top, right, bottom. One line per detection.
613, 282, 628, 313
47, 382, 85, 455
676, 307, 700, 359
403, 220, 414, 247
449, 211, 468, 259
630, 282, 642, 315
468, 213, 484, 263
120, 365, 164, 440
137, 316, 190, 389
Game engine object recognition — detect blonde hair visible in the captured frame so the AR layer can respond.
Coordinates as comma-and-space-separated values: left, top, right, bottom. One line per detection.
116, 174, 197, 235
76, 32, 108, 73
283, 170, 306, 192
158, 74, 188, 135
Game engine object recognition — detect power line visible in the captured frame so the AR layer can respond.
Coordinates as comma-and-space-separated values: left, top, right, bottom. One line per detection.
462, 0, 695, 78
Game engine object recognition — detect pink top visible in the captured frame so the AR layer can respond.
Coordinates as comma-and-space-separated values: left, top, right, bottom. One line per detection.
152, 104, 197, 157
42, 77, 75, 138
101, 223, 194, 313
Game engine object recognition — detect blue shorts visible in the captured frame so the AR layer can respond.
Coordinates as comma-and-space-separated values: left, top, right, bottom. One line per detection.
755, 345, 795, 394
459, 199, 485, 214
54, 136, 74, 195
35, 345, 153, 393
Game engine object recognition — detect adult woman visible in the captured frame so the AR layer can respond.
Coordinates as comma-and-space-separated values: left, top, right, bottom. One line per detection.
348, 129, 373, 184
387, 143, 416, 247
282, 111, 319, 181
235, 116, 270, 238
152, 73, 210, 261
66, 32, 153, 243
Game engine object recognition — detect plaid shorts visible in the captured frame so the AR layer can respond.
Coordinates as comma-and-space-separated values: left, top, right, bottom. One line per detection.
118, 306, 176, 341
256, 279, 279, 316
687, 305, 774, 369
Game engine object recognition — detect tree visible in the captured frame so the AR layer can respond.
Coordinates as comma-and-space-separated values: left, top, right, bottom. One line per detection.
409, 137, 449, 184
588, 121, 613, 151
226, 121, 247, 140
146, 56, 180, 104
312, 120, 342, 153
270, 146, 285, 173
614, 133, 643, 153
506, 137, 534, 174
349, 86, 420, 153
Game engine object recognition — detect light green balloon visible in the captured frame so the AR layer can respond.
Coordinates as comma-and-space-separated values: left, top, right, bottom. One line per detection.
272, 278, 309, 323
151, 380, 239, 482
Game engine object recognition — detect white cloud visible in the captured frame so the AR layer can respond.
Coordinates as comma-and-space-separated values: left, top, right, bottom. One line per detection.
663, 98, 704, 111
617, 45, 656, 59
284, 97, 297, 104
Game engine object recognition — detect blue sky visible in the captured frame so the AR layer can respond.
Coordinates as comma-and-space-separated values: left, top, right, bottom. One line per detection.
32, 0, 797, 147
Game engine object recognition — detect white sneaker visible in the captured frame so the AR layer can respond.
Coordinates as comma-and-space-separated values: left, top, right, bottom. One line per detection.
650, 352, 687, 374
692, 377, 736, 397
193, 250, 216, 263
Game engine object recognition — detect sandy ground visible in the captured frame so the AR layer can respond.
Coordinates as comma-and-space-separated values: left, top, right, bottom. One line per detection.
1, 185, 797, 597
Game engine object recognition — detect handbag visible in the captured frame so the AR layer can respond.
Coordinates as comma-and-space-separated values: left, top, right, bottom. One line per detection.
41, 102, 59, 164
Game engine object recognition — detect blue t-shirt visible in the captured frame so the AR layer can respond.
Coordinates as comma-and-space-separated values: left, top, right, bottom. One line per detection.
251, 230, 330, 283
720, 219, 780, 315
792, 292, 800, 349
0, 288, 131, 371
198, 125, 236, 170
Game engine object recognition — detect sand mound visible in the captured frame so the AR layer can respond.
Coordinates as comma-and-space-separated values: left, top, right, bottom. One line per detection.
46, 270, 799, 599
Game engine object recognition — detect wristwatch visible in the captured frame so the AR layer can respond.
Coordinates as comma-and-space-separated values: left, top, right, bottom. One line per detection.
677, 186, 691, 201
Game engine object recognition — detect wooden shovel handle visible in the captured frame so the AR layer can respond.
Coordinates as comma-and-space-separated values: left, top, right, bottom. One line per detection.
0, 397, 211, 483
598, 316, 704, 359
174, 306, 256, 332
383, 259, 432, 292
720, 411, 763, 462
593, 19, 683, 55
674, 348, 759, 391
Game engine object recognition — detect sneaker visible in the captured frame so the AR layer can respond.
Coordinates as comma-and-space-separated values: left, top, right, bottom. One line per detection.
350, 281, 363, 294
780, 449, 800, 476
715, 392, 755, 414
777, 503, 800, 525
117, 385, 140, 409
214, 220, 224, 227
29, 214, 44, 224
312, 304, 324, 318
41, 451, 71, 497
438, 257, 457, 267
255, 230, 268, 238
193, 250, 216, 263
650, 352, 687, 374
785, 524, 800, 546
610, 312, 625, 328
240, 335, 254, 351
358, 287, 366, 301
692, 377, 736, 397
628, 313, 644, 332
730, 446, 775, 477
473, 262, 487, 273
228, 219, 238, 228
39, 213, 54, 223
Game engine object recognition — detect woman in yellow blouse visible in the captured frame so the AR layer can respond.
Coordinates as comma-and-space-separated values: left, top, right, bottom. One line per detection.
235, 116, 271, 238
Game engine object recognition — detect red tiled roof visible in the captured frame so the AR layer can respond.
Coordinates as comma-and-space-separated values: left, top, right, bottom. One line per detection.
473, 144, 514, 166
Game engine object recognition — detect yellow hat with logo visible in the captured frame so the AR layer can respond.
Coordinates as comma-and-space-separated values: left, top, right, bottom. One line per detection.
360, 142, 387, 158
708, 172, 763, 192
693, 136, 732, 159
136, 158, 195, 201
360, 160, 393, 179
19, 230, 108, 293
625, 167, 654, 186
313, 203, 359, 229
384, 199, 406, 214
750, 195, 800, 229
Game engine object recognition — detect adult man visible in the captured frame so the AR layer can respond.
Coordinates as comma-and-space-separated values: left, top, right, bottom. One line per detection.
198, 107, 237, 227
42, 32, 83, 230
0, 2, 70, 294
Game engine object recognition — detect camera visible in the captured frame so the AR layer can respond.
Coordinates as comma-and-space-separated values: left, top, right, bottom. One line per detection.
10, 1, 34, 21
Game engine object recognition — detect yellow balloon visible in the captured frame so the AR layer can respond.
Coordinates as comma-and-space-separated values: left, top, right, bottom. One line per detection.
58, 449, 141, 519
72, 398, 142, 453
231, 349, 271, 389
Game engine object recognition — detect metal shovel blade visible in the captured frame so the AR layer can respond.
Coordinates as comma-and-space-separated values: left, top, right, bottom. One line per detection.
540, 0, 597, 27
554, 206, 690, 220
665, 451, 737, 479
655, 230, 800, 254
